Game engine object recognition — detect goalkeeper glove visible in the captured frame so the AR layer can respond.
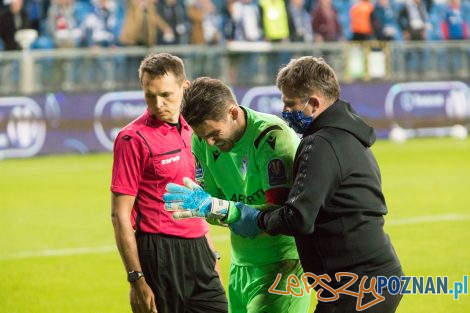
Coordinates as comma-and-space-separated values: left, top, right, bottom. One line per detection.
229, 203, 261, 239
164, 177, 234, 220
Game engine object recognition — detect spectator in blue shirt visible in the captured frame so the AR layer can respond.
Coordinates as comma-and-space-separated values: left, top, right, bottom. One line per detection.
441, 0, 468, 40
372, 0, 398, 41
81, 0, 119, 47
440, 0, 468, 76
287, 0, 313, 42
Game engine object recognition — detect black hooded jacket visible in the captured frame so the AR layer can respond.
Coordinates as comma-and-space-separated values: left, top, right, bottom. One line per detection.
258, 99, 401, 277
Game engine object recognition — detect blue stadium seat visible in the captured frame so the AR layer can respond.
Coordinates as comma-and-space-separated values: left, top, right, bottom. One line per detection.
31, 36, 55, 50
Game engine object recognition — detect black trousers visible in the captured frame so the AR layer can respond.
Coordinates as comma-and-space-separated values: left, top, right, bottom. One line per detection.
136, 232, 228, 313
313, 270, 403, 313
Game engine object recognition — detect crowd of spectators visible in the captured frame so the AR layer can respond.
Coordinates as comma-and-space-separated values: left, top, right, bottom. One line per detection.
0, 0, 469, 51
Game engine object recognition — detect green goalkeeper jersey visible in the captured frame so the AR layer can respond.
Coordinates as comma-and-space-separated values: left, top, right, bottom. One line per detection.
193, 107, 301, 266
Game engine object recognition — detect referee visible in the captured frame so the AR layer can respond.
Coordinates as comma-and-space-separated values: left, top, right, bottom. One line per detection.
111, 53, 227, 313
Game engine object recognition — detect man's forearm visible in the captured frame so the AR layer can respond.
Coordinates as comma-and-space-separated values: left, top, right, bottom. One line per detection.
112, 216, 142, 273
257, 204, 308, 236
111, 194, 157, 313
224, 203, 280, 224
111, 193, 143, 273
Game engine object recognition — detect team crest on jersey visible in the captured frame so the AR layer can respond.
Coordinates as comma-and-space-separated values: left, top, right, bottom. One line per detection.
194, 155, 204, 184
268, 159, 287, 186
240, 156, 248, 175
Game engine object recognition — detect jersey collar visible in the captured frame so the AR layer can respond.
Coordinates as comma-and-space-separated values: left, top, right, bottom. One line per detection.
145, 109, 190, 135
231, 106, 252, 150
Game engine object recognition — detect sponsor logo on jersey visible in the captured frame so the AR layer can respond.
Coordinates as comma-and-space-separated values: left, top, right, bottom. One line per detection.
229, 189, 265, 205
194, 155, 204, 184
241, 156, 248, 175
161, 155, 180, 165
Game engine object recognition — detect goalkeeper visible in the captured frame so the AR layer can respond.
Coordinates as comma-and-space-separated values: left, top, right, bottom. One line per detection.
165, 77, 310, 313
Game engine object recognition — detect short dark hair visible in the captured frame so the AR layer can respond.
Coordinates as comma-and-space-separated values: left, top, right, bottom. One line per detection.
276, 56, 340, 101
138, 52, 186, 84
182, 77, 238, 126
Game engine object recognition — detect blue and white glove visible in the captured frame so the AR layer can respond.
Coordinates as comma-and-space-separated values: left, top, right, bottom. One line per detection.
229, 203, 261, 239
164, 177, 232, 220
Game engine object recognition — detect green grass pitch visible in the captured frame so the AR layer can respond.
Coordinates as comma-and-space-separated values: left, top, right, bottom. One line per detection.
0, 137, 469, 312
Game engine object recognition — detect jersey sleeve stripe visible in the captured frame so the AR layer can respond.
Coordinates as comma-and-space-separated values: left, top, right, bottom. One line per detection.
254, 125, 282, 149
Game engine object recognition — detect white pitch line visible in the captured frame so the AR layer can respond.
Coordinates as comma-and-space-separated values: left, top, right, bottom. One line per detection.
387, 213, 470, 226
1, 214, 469, 261
0, 245, 117, 260
0, 163, 111, 176
0, 235, 230, 261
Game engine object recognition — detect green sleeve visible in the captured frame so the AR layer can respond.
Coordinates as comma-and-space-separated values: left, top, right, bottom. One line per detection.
255, 128, 299, 194
225, 127, 299, 224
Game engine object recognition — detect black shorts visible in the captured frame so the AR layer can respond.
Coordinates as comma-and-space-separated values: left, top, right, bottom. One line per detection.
136, 232, 228, 313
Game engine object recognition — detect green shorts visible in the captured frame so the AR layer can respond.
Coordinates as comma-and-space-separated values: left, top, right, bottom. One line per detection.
228, 259, 310, 313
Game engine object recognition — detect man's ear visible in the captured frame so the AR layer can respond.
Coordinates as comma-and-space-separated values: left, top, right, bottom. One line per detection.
182, 80, 190, 90
228, 105, 238, 121
310, 96, 322, 112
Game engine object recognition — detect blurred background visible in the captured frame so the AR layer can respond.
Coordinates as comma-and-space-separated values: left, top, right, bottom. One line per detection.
0, 0, 469, 312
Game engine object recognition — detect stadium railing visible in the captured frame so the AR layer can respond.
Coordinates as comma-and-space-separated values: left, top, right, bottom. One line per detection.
0, 40, 469, 95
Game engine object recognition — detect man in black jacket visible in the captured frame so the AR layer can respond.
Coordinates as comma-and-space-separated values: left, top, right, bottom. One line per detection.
233, 56, 403, 312
0, 0, 30, 50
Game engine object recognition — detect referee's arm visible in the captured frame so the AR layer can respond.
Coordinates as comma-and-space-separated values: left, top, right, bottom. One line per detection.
111, 192, 157, 313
